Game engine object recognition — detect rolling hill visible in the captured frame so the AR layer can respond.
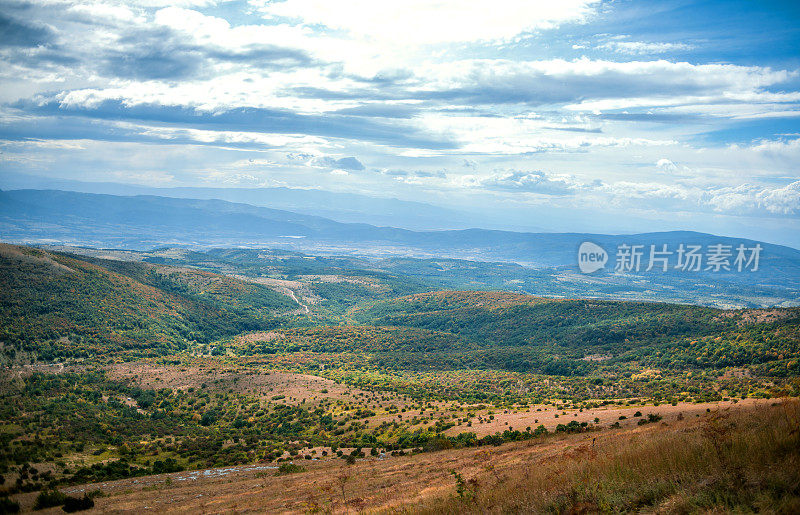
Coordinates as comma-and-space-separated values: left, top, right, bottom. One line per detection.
350, 291, 800, 376
4, 243, 797, 378
0, 244, 295, 360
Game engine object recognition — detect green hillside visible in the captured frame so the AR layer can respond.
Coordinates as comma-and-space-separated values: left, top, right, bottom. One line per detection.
0, 245, 295, 361
2, 246, 798, 377
350, 291, 800, 375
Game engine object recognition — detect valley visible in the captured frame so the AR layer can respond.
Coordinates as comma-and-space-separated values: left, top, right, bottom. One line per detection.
0, 242, 798, 512
3, 1, 799, 511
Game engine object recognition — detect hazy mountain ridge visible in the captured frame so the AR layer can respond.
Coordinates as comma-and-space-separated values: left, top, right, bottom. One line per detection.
0, 173, 476, 230
3, 189, 799, 308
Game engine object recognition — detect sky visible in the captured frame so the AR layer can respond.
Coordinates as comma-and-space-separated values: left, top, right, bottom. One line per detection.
1, 0, 799, 246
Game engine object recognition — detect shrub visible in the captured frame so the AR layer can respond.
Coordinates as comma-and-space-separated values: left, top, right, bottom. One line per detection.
450, 470, 478, 502
34, 489, 66, 510
0, 497, 20, 514
62, 495, 94, 512
276, 463, 305, 475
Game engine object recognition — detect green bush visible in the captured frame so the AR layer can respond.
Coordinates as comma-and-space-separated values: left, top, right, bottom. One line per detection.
276, 463, 305, 475
33, 489, 65, 510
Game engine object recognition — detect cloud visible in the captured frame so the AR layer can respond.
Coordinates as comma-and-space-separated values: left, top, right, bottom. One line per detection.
734, 137, 800, 159
311, 156, 365, 170
67, 3, 143, 24
253, 0, 600, 45
0, 112, 331, 152
18, 98, 456, 149
101, 27, 205, 80
380, 169, 446, 179
758, 181, 800, 215
88, 8, 317, 81
131, 0, 220, 7
655, 158, 683, 173
419, 58, 796, 111
465, 170, 582, 195
602, 179, 800, 218
597, 40, 694, 55
705, 182, 800, 216
332, 104, 417, 118
0, 12, 54, 47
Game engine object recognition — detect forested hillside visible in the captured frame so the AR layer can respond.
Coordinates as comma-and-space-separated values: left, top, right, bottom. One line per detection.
0, 244, 294, 361
351, 291, 800, 375
3, 246, 798, 377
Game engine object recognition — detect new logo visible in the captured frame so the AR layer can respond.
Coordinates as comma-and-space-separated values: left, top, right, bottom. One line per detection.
578, 241, 607, 273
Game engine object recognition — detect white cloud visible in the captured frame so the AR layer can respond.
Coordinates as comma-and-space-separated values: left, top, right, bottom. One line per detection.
656, 158, 678, 172
736, 137, 800, 158
133, 0, 219, 7
655, 158, 691, 175
67, 3, 143, 23
310, 156, 365, 170
705, 182, 800, 215
463, 170, 583, 194
601, 179, 800, 217
597, 40, 694, 55
758, 181, 800, 214
252, 0, 600, 45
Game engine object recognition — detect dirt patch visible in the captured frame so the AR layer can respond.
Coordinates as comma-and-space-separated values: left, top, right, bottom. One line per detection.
716, 308, 796, 325
443, 398, 760, 437
301, 274, 386, 290
234, 332, 285, 344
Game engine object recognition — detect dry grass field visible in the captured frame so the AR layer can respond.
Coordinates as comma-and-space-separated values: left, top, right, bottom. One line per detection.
10, 398, 797, 514
106, 362, 764, 437
106, 362, 414, 411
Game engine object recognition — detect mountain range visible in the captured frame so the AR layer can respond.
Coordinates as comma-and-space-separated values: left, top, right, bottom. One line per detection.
1, 188, 799, 308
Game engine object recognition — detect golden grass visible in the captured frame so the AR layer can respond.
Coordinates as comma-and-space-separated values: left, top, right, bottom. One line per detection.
409, 400, 800, 514
13, 400, 795, 513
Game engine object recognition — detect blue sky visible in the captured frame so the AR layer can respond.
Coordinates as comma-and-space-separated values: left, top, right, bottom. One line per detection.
1, 0, 799, 246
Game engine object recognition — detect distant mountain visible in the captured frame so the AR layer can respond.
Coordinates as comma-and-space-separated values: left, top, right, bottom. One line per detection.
1, 189, 799, 307
0, 173, 482, 231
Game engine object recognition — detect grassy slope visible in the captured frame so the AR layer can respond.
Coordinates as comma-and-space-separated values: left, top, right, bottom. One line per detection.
231, 325, 474, 354
415, 400, 800, 514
